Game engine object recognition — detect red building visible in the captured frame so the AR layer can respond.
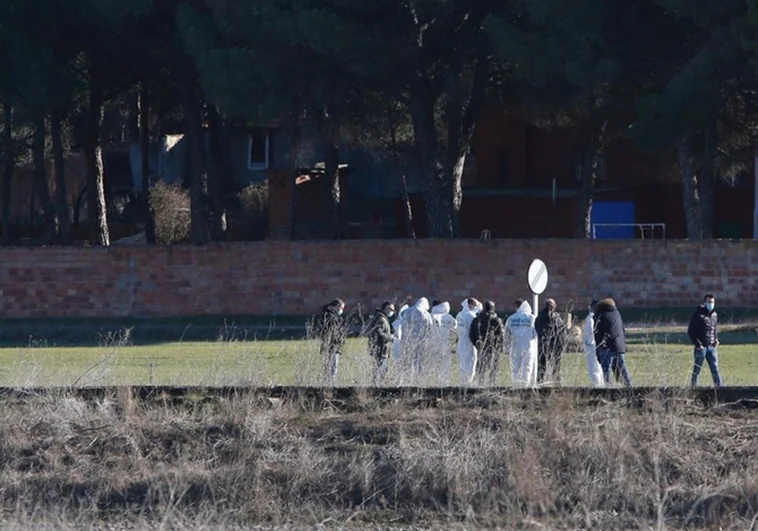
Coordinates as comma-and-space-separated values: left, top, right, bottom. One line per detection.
454, 107, 755, 239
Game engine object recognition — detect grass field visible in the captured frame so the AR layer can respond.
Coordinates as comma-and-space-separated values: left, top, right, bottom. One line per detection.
0, 324, 755, 387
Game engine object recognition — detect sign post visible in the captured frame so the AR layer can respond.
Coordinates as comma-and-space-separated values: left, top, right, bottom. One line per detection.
527, 259, 549, 317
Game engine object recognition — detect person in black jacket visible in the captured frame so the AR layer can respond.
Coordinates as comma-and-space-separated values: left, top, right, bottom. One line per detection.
469, 301, 505, 386
687, 294, 722, 388
593, 298, 632, 387
319, 298, 347, 385
535, 299, 567, 384
367, 301, 395, 385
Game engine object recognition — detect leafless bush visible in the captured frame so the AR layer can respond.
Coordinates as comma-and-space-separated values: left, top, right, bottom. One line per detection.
149, 181, 190, 244
0, 392, 756, 529
234, 181, 269, 219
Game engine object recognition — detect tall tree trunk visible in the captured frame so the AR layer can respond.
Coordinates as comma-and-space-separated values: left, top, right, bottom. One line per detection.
32, 116, 58, 243
576, 121, 608, 239
207, 105, 227, 241
139, 81, 156, 244
411, 82, 451, 238
179, 61, 209, 245
387, 109, 415, 239
677, 136, 704, 240
699, 114, 717, 239
2, 102, 13, 245
324, 139, 340, 239
400, 173, 416, 239
50, 112, 70, 244
85, 84, 110, 246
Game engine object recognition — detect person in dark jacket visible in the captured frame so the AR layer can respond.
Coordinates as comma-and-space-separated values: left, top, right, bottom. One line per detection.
687, 294, 722, 388
469, 301, 505, 386
319, 298, 347, 385
535, 299, 567, 384
593, 298, 632, 387
367, 301, 395, 385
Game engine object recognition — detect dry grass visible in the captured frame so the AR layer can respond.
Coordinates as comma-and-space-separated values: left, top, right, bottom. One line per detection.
0, 390, 756, 529
149, 181, 190, 244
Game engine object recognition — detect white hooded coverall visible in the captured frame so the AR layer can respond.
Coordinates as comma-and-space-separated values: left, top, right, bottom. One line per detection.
430, 301, 457, 385
504, 301, 538, 387
399, 297, 433, 381
392, 303, 409, 362
455, 300, 479, 385
584, 311, 605, 387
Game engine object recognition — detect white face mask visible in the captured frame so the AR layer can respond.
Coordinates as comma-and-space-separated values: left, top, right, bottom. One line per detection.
337, 308, 344, 316
705, 302, 715, 312
387, 311, 395, 318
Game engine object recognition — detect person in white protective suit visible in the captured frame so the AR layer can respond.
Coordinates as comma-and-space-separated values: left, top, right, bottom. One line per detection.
584, 300, 605, 387
504, 300, 538, 387
455, 298, 481, 385
398, 297, 434, 383
430, 301, 457, 385
392, 302, 410, 363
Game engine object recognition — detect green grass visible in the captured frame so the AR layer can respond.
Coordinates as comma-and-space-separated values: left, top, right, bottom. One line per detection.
0, 325, 755, 387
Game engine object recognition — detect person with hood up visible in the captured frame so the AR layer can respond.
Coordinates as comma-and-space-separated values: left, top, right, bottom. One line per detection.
367, 301, 396, 385
687, 293, 722, 388
399, 297, 433, 382
583, 300, 604, 387
391, 301, 410, 363
535, 299, 567, 385
593, 298, 632, 387
456, 298, 481, 385
469, 301, 505, 386
504, 300, 538, 387
430, 301, 457, 385
319, 298, 347, 386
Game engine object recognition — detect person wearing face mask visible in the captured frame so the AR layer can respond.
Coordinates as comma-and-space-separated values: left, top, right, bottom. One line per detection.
455, 297, 481, 385
319, 298, 347, 386
398, 297, 433, 383
504, 300, 538, 387
583, 300, 604, 387
687, 294, 722, 388
430, 301, 457, 385
367, 301, 395, 385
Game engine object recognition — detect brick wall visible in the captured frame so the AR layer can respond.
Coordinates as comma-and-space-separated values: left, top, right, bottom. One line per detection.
1, 240, 757, 318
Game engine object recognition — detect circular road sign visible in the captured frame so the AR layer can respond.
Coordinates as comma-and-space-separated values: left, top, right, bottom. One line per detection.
527, 259, 549, 295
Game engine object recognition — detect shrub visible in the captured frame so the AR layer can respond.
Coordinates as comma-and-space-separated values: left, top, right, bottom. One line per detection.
149, 181, 190, 244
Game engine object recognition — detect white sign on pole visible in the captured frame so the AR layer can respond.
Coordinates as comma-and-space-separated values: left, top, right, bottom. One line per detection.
527, 259, 548, 317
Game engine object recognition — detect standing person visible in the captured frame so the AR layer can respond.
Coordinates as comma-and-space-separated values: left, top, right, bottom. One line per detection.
367, 301, 395, 385
469, 301, 505, 386
594, 298, 632, 387
319, 298, 346, 386
584, 300, 604, 387
455, 298, 481, 385
392, 300, 410, 363
535, 299, 567, 385
430, 301, 457, 385
504, 300, 538, 387
399, 297, 433, 382
687, 294, 722, 388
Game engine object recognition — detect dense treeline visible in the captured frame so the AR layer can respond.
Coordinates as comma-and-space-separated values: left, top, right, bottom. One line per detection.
1, 0, 757, 244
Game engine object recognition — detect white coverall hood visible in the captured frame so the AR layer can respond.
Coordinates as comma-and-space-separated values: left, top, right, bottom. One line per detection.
415, 297, 430, 312
431, 302, 451, 315
517, 301, 532, 315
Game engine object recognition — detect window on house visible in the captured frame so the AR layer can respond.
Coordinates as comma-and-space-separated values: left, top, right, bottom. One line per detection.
248, 133, 270, 170
574, 149, 606, 182
499, 149, 510, 185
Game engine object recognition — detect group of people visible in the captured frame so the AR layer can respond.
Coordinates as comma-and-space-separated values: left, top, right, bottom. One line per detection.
317, 293, 723, 388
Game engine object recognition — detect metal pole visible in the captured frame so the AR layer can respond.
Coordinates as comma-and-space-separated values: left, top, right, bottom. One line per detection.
533, 293, 539, 317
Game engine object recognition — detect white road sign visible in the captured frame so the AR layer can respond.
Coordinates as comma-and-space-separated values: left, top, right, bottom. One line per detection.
527, 259, 548, 295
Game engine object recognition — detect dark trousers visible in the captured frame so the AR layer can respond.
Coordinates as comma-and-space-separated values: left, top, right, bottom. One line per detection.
537, 348, 562, 384
598, 347, 632, 387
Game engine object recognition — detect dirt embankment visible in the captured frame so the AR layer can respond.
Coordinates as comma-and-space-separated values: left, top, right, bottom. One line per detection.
0, 390, 756, 529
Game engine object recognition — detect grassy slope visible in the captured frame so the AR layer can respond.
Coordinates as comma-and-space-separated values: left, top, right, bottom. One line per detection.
0, 326, 755, 387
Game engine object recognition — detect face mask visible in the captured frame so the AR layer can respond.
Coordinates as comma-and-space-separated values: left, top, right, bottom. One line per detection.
387, 311, 395, 318
337, 308, 344, 316
705, 302, 715, 312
